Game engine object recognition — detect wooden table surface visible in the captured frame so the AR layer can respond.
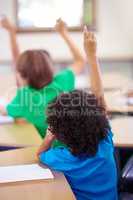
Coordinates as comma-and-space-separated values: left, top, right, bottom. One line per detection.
0, 147, 75, 200
0, 123, 42, 147
111, 117, 133, 148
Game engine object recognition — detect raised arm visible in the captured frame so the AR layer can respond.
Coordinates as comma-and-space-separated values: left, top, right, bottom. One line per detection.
83, 27, 106, 110
1, 17, 20, 66
55, 19, 85, 74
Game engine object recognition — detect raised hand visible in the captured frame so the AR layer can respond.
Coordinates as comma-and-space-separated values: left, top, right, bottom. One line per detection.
84, 26, 97, 61
55, 18, 67, 36
54, 18, 85, 74
83, 27, 106, 110
0, 16, 19, 66
0, 17, 15, 32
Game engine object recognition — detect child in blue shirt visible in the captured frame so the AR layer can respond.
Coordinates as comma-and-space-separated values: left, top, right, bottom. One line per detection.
38, 28, 118, 200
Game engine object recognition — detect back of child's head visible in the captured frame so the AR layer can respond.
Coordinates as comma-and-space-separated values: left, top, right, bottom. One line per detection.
47, 90, 110, 157
16, 50, 53, 89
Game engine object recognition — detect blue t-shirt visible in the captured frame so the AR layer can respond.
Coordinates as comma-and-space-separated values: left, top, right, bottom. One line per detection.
39, 131, 118, 200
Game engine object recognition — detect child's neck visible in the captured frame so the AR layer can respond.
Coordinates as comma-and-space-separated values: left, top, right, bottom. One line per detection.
16, 77, 28, 88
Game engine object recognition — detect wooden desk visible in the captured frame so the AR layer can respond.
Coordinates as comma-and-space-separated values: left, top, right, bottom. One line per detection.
0, 123, 42, 147
111, 117, 133, 148
0, 147, 75, 200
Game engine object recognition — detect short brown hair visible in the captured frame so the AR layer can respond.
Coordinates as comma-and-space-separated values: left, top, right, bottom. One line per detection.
16, 50, 53, 89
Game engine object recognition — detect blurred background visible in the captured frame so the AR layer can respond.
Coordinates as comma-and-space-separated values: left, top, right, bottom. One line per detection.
0, 0, 133, 111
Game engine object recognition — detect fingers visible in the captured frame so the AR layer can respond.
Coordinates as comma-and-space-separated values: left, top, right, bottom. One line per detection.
56, 18, 66, 26
55, 18, 67, 34
56, 18, 62, 23
83, 26, 97, 57
0, 17, 13, 30
84, 26, 88, 39
84, 26, 96, 41
56, 18, 62, 25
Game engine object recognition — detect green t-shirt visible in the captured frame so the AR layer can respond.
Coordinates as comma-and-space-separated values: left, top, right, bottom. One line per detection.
7, 68, 75, 146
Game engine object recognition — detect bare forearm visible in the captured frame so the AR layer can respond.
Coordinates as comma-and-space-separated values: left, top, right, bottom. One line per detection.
84, 29, 106, 108
55, 19, 85, 73
88, 57, 103, 96
37, 134, 55, 156
62, 32, 83, 62
61, 32, 85, 73
88, 56, 106, 108
9, 30, 20, 65
0, 17, 20, 65
41, 136, 54, 149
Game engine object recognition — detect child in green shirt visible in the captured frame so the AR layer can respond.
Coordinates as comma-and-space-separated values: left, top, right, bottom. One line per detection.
0, 19, 85, 146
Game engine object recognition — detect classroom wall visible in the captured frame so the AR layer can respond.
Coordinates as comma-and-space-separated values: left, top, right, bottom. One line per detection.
0, 0, 133, 61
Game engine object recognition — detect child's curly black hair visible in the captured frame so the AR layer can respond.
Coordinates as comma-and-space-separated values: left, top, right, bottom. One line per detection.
47, 90, 110, 157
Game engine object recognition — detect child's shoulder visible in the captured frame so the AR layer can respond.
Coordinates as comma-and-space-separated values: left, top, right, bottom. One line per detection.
54, 68, 74, 80
14, 86, 39, 103
103, 128, 114, 145
98, 129, 114, 157
17, 85, 41, 94
39, 147, 80, 172
53, 68, 75, 91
